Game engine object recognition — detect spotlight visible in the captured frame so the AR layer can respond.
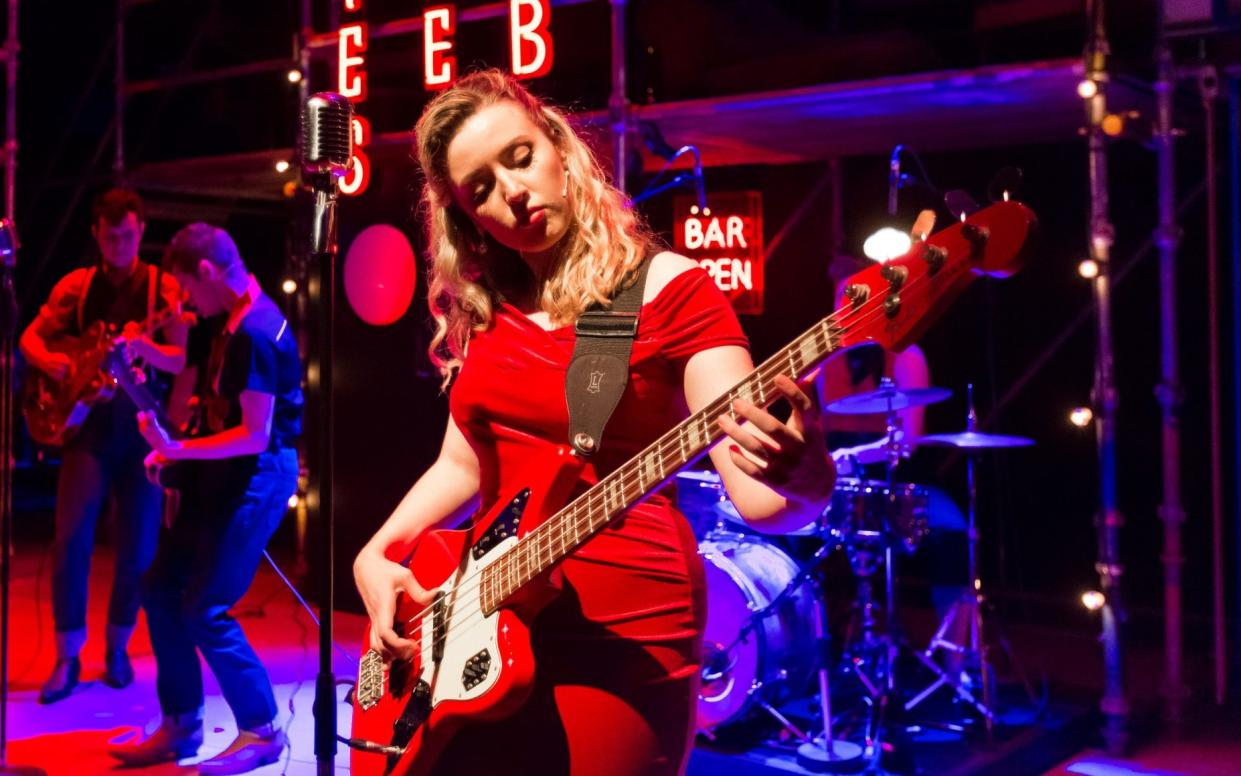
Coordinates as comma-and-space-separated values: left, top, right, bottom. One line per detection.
689, 205, 699, 215
275, 160, 291, 173
287, 69, 303, 84
863, 227, 912, 263
282, 278, 298, 295
1078, 259, 1099, 279
1081, 590, 1105, 611
288, 493, 300, 509
1077, 79, 1098, 99
1070, 407, 1093, 428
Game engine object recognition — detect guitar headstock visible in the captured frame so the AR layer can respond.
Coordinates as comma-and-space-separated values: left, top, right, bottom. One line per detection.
834, 200, 1036, 352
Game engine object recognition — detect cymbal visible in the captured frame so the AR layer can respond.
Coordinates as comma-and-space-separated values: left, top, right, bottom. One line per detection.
825, 386, 952, 415
914, 431, 1035, 449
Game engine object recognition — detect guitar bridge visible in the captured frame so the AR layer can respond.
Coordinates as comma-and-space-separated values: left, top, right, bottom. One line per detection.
356, 649, 386, 711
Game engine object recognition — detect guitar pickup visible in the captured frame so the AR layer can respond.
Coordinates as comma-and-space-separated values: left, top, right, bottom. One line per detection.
356, 649, 385, 711
431, 591, 447, 664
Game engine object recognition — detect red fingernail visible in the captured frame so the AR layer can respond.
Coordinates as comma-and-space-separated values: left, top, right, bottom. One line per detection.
729, 444, 741, 455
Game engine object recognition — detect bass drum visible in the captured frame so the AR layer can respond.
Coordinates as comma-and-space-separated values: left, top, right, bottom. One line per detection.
697, 530, 816, 736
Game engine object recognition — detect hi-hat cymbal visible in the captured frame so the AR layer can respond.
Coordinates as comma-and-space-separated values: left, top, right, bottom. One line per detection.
914, 431, 1035, 449
825, 386, 952, 415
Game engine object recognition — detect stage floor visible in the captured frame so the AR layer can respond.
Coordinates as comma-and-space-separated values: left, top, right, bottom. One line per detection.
4, 540, 1238, 776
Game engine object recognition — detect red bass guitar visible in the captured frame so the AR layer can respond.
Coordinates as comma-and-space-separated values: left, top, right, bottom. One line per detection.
349, 201, 1037, 776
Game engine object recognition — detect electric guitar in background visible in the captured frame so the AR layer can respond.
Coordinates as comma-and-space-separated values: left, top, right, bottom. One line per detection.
21, 305, 186, 446
348, 201, 1038, 776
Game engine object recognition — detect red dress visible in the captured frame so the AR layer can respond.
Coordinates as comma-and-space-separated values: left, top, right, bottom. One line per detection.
436, 267, 747, 775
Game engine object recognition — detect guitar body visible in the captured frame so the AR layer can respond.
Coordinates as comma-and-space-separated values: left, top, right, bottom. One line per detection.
351, 449, 585, 776
21, 321, 114, 446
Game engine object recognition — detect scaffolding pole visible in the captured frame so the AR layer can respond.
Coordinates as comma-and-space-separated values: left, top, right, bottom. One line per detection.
1153, 30, 1188, 727
1084, 0, 1129, 755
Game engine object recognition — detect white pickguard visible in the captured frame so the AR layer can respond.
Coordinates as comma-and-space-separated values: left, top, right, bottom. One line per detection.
414, 533, 519, 707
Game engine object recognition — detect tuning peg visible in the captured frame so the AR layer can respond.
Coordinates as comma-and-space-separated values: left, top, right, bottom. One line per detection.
944, 190, 980, 221
987, 166, 1023, 203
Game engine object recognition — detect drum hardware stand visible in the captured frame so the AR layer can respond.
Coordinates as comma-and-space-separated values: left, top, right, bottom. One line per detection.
835, 397, 918, 773
904, 385, 1039, 741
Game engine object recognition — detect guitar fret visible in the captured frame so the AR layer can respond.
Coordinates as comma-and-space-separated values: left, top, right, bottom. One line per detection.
641, 454, 660, 489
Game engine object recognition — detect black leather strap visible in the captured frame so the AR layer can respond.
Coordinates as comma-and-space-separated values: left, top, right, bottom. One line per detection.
564, 258, 653, 457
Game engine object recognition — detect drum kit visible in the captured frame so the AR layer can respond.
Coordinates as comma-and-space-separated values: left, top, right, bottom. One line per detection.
681, 378, 1036, 773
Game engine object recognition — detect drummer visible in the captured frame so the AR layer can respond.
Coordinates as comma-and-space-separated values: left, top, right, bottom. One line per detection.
816, 262, 969, 635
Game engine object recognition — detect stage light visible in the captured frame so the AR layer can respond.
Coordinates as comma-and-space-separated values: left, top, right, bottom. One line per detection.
288, 493, 300, 509
863, 227, 911, 263
1101, 113, 1124, 137
275, 160, 291, 174
1078, 259, 1099, 279
282, 278, 298, 295
287, 69, 303, 84
1077, 79, 1098, 99
690, 205, 699, 215
1070, 407, 1093, 427
1081, 590, 1105, 611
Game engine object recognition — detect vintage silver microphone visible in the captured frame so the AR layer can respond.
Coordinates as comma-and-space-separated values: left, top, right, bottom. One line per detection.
300, 91, 351, 774
299, 92, 353, 256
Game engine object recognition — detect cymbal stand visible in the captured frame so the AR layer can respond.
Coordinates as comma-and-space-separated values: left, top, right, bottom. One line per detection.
903, 386, 1037, 739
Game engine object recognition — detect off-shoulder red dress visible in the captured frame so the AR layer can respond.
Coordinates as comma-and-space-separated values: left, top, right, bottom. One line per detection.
434, 267, 748, 775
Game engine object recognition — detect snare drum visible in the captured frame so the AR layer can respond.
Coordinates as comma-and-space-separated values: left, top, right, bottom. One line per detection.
697, 530, 815, 734
825, 478, 930, 552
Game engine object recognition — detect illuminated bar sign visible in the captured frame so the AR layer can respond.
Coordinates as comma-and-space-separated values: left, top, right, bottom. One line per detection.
334, 0, 555, 196
674, 192, 764, 315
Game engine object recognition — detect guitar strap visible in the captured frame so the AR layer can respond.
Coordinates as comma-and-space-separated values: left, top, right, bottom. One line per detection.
564, 256, 653, 457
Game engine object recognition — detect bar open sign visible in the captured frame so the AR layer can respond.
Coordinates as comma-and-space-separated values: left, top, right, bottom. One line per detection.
674, 191, 764, 315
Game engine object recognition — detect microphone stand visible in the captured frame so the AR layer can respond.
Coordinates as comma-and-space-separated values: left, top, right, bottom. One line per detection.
308, 176, 340, 776
0, 220, 43, 775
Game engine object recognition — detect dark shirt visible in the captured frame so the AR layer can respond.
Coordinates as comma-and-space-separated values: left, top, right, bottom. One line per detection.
214, 292, 303, 451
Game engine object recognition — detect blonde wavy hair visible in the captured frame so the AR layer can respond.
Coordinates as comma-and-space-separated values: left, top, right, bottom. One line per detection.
414, 69, 654, 387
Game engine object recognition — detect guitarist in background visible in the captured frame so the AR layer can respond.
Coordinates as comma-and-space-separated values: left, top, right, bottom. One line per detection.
20, 188, 187, 704
352, 70, 835, 775
109, 223, 301, 773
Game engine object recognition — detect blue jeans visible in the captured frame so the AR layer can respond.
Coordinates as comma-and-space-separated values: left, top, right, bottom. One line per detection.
142, 447, 297, 729
52, 394, 162, 633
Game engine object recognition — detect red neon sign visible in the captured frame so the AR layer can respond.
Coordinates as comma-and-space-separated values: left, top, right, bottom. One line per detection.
338, 23, 368, 102
510, 0, 553, 79
423, 6, 458, 90
340, 116, 371, 197
674, 192, 764, 315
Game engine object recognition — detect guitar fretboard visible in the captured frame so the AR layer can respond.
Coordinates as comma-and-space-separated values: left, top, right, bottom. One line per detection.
479, 314, 847, 614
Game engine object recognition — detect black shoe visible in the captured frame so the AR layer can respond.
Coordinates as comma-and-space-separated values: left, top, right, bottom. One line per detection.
38, 657, 80, 704
104, 649, 134, 689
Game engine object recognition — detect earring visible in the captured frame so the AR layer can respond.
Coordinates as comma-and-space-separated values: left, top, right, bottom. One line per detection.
561, 171, 570, 199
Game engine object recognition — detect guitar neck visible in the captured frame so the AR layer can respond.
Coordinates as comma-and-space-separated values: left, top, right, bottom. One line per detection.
480, 314, 845, 612
104, 352, 176, 434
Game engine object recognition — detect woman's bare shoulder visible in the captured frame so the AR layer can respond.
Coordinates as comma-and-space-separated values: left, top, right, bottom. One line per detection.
642, 250, 699, 304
